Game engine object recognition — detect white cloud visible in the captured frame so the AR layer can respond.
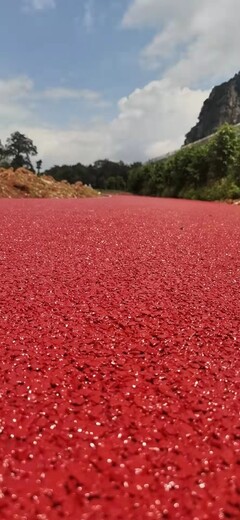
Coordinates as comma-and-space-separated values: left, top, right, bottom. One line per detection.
122, 0, 240, 86
23, 0, 56, 10
83, 0, 95, 32
109, 79, 209, 162
21, 124, 112, 167
3, 0, 239, 170
0, 77, 111, 165
0, 77, 35, 126
40, 87, 109, 107
122, 0, 192, 28
0, 77, 33, 99
0, 78, 108, 109
0, 75, 209, 167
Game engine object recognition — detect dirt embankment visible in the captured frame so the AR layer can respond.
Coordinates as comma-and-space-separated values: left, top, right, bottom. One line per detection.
0, 168, 99, 198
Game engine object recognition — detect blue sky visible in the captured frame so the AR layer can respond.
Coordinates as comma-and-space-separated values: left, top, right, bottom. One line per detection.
0, 0, 239, 167
1, 1, 152, 105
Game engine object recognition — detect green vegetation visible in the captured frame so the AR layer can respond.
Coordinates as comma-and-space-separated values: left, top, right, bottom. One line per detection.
0, 131, 41, 171
127, 124, 240, 200
1, 124, 240, 201
36, 159, 43, 176
46, 160, 140, 191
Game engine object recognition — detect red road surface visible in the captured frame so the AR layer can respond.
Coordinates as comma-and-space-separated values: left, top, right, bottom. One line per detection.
0, 196, 240, 520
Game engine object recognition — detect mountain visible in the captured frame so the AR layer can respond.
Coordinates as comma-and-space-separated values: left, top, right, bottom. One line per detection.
185, 72, 240, 144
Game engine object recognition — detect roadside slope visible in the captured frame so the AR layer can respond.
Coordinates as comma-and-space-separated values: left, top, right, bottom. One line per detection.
0, 167, 99, 198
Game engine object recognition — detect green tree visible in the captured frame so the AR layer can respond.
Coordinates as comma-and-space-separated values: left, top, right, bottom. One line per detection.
36, 159, 43, 176
92, 159, 129, 189
208, 124, 238, 180
231, 133, 240, 186
0, 140, 5, 165
0, 140, 10, 168
5, 131, 38, 171
46, 159, 131, 189
127, 164, 146, 194
105, 176, 126, 191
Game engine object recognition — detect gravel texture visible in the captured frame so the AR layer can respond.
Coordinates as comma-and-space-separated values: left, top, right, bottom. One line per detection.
0, 196, 240, 520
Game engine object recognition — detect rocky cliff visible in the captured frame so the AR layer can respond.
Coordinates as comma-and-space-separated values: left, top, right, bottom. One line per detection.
185, 72, 240, 144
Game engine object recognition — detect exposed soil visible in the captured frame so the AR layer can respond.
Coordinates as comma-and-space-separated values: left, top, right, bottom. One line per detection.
0, 168, 99, 198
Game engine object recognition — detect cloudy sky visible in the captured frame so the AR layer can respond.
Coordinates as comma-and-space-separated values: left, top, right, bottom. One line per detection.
0, 0, 239, 167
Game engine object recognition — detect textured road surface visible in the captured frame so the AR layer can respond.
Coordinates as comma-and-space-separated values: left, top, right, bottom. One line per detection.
0, 197, 240, 520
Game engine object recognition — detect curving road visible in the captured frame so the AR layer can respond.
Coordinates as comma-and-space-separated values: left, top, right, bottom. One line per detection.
0, 196, 240, 519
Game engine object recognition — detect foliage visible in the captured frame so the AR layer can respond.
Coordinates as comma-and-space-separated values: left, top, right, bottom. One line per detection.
36, 159, 43, 175
105, 176, 126, 191
46, 159, 132, 191
1, 124, 240, 201
231, 139, 240, 185
127, 124, 240, 201
0, 140, 4, 160
0, 139, 10, 168
5, 132, 38, 171
208, 124, 238, 179
197, 178, 240, 201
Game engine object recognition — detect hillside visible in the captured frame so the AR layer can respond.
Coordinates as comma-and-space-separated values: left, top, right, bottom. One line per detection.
185, 72, 240, 144
0, 168, 99, 198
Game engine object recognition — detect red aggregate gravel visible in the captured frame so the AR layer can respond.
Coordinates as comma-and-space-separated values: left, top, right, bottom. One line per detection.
0, 196, 240, 520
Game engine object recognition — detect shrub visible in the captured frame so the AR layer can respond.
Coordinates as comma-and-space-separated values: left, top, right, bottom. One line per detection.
127, 124, 240, 201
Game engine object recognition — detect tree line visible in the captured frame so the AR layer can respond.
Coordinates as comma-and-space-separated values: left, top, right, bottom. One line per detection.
45, 124, 240, 198
0, 131, 137, 190
45, 160, 141, 191
1, 125, 240, 200
128, 124, 240, 200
